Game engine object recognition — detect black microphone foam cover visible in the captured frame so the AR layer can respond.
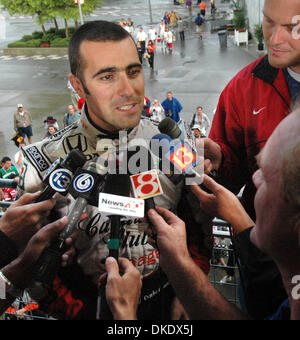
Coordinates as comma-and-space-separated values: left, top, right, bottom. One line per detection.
63, 149, 87, 171
103, 174, 131, 197
158, 117, 181, 139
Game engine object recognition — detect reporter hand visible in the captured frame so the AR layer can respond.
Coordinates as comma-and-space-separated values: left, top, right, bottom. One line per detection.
200, 138, 222, 173
104, 257, 142, 320
1, 216, 69, 289
0, 192, 57, 250
190, 174, 254, 234
147, 206, 190, 269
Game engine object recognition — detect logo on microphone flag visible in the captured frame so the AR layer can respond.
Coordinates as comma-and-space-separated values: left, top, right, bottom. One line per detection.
130, 169, 163, 199
165, 141, 199, 174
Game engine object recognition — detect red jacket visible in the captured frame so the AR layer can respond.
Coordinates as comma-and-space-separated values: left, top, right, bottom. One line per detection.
209, 55, 291, 219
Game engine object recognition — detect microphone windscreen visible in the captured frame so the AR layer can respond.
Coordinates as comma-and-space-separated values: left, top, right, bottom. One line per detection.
150, 134, 174, 159
63, 149, 87, 171
103, 174, 131, 197
158, 118, 181, 139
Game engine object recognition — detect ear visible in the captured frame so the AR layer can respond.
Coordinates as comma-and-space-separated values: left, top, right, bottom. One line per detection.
69, 74, 86, 99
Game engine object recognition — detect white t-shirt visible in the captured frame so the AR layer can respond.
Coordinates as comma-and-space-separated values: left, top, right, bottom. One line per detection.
164, 31, 173, 43
136, 31, 147, 42
148, 28, 156, 41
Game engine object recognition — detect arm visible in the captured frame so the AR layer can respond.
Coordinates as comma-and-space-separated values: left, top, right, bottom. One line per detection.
104, 257, 142, 320
0, 216, 68, 316
190, 174, 254, 234
208, 82, 248, 194
147, 207, 249, 320
0, 192, 57, 252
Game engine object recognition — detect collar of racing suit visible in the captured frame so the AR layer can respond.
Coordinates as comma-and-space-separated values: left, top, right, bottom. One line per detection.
79, 103, 140, 152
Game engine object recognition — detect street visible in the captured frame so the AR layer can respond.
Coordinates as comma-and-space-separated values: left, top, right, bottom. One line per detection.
0, 0, 255, 159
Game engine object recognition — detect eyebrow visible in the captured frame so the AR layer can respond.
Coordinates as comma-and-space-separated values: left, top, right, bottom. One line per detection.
92, 63, 142, 79
263, 11, 298, 27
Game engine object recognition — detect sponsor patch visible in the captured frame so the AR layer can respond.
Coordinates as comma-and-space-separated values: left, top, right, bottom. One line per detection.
26, 146, 49, 172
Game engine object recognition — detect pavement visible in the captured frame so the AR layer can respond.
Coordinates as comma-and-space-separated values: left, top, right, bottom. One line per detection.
0, 0, 262, 159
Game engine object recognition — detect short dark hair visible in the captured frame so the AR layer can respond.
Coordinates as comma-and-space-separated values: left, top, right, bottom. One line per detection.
69, 20, 134, 79
1, 157, 11, 164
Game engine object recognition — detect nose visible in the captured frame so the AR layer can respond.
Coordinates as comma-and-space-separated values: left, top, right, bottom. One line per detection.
118, 74, 136, 97
270, 25, 286, 46
252, 169, 261, 189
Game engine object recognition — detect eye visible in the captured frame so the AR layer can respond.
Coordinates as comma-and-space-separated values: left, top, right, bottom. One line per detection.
128, 68, 141, 77
100, 74, 114, 81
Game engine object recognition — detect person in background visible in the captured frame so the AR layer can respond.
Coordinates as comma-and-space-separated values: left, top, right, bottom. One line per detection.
178, 17, 185, 41
13, 104, 33, 145
63, 104, 81, 127
0, 157, 19, 179
44, 116, 59, 131
147, 40, 156, 70
44, 124, 58, 139
189, 106, 211, 136
199, 1, 207, 17
149, 99, 165, 122
161, 91, 183, 123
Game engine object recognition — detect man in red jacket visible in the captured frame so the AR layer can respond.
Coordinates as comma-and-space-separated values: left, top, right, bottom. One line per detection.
204, 0, 300, 219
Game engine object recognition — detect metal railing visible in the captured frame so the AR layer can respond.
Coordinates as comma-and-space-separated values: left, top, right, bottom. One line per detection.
210, 218, 240, 306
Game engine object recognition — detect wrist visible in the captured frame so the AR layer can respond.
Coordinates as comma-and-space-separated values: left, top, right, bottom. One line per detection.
229, 212, 254, 234
113, 308, 137, 320
2, 256, 29, 289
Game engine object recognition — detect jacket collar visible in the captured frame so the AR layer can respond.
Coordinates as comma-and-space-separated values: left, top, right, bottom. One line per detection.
79, 104, 139, 150
252, 55, 280, 84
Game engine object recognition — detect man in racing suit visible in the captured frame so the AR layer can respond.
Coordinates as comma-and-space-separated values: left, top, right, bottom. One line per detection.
19, 20, 210, 320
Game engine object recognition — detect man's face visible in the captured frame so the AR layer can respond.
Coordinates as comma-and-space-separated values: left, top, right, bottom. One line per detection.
18, 107, 24, 113
167, 93, 173, 101
193, 129, 201, 138
3, 161, 11, 171
71, 37, 144, 132
250, 112, 299, 257
263, 0, 300, 72
68, 105, 75, 115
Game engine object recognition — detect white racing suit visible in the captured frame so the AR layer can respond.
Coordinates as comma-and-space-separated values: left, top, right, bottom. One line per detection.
20, 107, 188, 319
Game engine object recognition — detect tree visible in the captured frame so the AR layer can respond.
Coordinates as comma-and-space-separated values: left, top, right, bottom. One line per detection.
0, 0, 103, 37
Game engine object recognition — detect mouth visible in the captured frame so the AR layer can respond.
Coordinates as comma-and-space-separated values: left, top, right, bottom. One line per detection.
270, 47, 289, 56
116, 103, 138, 113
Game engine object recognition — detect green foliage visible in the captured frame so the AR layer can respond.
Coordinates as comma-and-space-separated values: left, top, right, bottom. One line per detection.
31, 31, 43, 39
254, 23, 264, 44
8, 39, 42, 48
40, 33, 56, 44
50, 37, 70, 47
230, 0, 243, 10
0, 0, 103, 37
233, 10, 246, 30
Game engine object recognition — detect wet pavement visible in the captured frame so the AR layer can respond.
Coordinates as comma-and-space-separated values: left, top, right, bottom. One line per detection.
0, 0, 258, 159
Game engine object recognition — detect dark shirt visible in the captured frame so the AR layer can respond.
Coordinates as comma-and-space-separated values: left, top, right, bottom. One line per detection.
233, 227, 288, 320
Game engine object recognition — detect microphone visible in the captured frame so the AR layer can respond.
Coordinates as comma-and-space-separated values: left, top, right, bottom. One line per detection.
150, 133, 202, 183
158, 117, 182, 139
98, 173, 131, 320
33, 161, 106, 286
36, 149, 87, 202
102, 174, 132, 260
159, 118, 218, 181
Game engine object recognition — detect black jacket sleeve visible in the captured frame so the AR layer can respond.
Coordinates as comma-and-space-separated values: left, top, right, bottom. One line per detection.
233, 227, 287, 320
0, 230, 18, 269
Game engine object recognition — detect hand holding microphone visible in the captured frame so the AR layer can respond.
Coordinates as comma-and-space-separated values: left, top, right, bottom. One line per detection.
32, 160, 106, 286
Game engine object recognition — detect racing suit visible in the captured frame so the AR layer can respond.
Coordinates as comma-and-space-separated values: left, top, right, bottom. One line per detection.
209, 55, 291, 219
19, 106, 202, 319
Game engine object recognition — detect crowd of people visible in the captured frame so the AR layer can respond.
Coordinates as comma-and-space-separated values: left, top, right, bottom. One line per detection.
0, 0, 299, 322
117, 0, 213, 70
